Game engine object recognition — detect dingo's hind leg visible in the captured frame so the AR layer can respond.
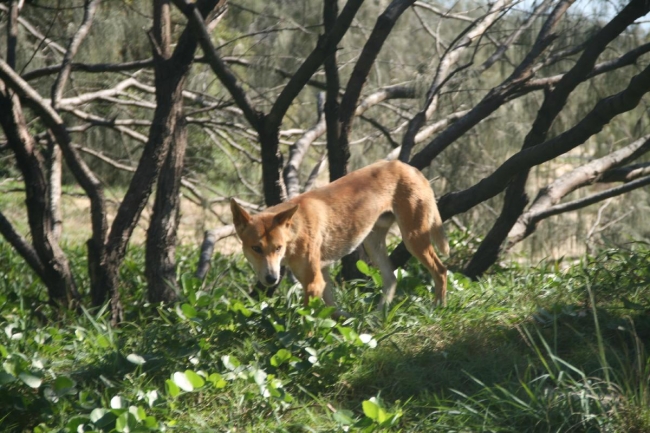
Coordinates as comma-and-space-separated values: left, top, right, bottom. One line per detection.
363, 214, 397, 309
394, 196, 447, 306
321, 267, 336, 307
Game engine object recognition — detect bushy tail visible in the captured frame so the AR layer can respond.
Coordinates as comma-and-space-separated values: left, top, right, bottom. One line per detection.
430, 204, 449, 256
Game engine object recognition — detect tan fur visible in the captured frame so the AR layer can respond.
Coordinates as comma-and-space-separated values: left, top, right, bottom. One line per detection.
230, 160, 449, 311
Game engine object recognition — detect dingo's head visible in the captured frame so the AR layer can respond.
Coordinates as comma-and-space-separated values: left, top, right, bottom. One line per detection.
230, 198, 298, 287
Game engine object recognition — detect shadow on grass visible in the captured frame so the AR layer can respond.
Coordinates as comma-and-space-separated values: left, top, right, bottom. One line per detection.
339, 301, 650, 407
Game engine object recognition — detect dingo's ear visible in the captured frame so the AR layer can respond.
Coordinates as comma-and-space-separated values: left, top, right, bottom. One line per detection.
273, 204, 299, 227
230, 198, 252, 232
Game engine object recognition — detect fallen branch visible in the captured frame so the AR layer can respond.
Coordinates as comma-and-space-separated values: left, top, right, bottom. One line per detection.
195, 225, 236, 279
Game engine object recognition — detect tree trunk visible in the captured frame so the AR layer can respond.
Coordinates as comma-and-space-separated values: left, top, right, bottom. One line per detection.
321, 0, 361, 281
259, 125, 286, 206
146, 115, 187, 303
0, 84, 77, 305
47, 137, 63, 241
91, 0, 222, 324
144, 0, 183, 304
463, 177, 528, 279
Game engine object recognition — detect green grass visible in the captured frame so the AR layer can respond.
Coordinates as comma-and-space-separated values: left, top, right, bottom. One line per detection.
0, 237, 649, 432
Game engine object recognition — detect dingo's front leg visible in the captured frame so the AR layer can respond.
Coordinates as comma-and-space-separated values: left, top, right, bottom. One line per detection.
291, 260, 327, 307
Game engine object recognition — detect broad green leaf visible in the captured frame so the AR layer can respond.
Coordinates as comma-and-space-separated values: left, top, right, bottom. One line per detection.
145, 390, 159, 407
110, 395, 128, 409
362, 398, 380, 421
380, 412, 402, 427
181, 273, 201, 295
181, 303, 197, 319
333, 409, 355, 425
115, 411, 137, 432
143, 415, 158, 428
65, 415, 90, 433
253, 369, 267, 386
126, 353, 146, 365
305, 347, 318, 364
2, 360, 16, 376
195, 291, 211, 307
43, 387, 57, 403
222, 355, 240, 371
184, 370, 205, 389
231, 301, 252, 317
270, 349, 292, 367
318, 318, 337, 328
377, 407, 389, 424
53, 375, 76, 395
96, 334, 111, 348
172, 371, 194, 392
18, 372, 42, 389
207, 373, 227, 389
129, 405, 147, 421
90, 408, 109, 423
165, 379, 180, 397
90, 408, 115, 428
316, 306, 337, 319
32, 424, 49, 433
356, 260, 371, 276
359, 334, 377, 348
337, 326, 357, 342
0, 371, 15, 385
79, 390, 97, 409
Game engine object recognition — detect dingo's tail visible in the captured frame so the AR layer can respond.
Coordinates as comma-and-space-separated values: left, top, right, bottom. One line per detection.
430, 204, 449, 256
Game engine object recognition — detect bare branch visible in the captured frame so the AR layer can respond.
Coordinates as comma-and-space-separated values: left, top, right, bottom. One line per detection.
51, 0, 102, 109
408, 0, 649, 170
339, 0, 416, 171
0, 3, 66, 57
532, 174, 650, 222
413, 1, 475, 23
53, 77, 141, 108
399, 0, 513, 162
465, 0, 650, 278
65, 108, 149, 143
171, 0, 263, 130
439, 62, 650, 220
284, 93, 326, 198
505, 134, 650, 249
206, 129, 261, 196
75, 144, 136, 172
480, 0, 554, 72
0, 210, 46, 282
210, 128, 261, 163
0, 57, 107, 246
6, 0, 21, 68
304, 156, 328, 192
265, 0, 365, 131
355, 85, 416, 117
387, 108, 470, 159
599, 162, 650, 183
521, 41, 650, 92
22, 58, 154, 81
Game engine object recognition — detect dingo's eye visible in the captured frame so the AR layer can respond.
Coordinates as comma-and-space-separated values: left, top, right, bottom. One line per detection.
275, 246, 282, 252
251, 246, 263, 254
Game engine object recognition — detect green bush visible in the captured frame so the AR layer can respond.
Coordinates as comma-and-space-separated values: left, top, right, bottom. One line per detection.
0, 241, 649, 431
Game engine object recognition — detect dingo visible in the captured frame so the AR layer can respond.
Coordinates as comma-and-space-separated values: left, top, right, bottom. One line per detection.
230, 160, 449, 311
